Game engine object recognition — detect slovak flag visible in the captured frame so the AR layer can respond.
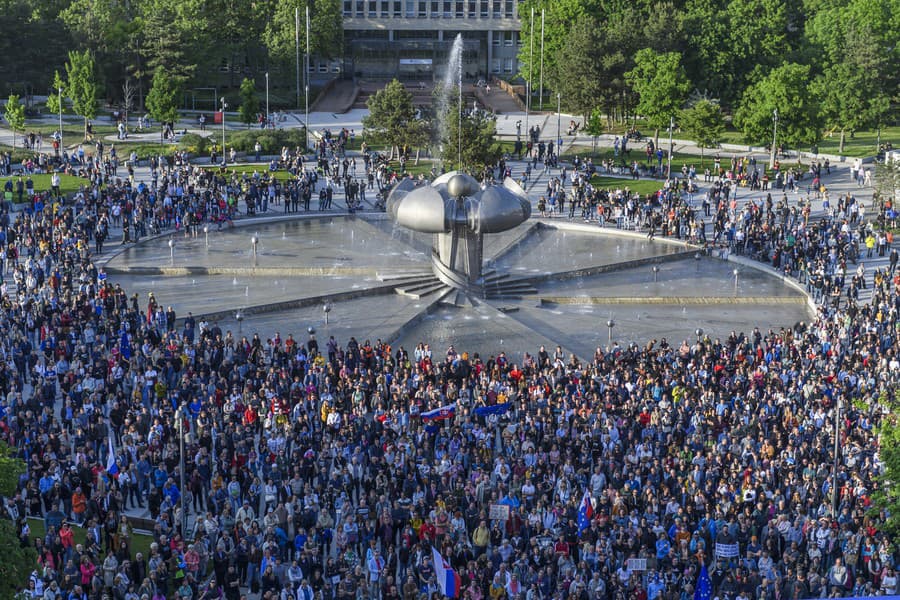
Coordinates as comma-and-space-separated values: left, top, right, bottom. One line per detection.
106, 436, 119, 478
421, 404, 456, 423
432, 547, 462, 598
577, 488, 593, 536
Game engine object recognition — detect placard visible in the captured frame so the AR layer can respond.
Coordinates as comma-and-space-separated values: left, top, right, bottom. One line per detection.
489, 504, 510, 521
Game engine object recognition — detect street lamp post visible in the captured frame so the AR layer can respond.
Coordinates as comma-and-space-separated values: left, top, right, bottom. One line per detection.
770, 109, 779, 170
606, 319, 615, 346
652, 264, 660, 283
265, 72, 270, 129
204, 225, 209, 248
58, 86, 63, 160
695, 328, 703, 342
667, 115, 674, 180
168, 238, 175, 263
220, 97, 227, 165
323, 303, 332, 325
175, 407, 187, 536
694, 252, 702, 272
556, 93, 561, 155
235, 311, 244, 334
831, 397, 842, 515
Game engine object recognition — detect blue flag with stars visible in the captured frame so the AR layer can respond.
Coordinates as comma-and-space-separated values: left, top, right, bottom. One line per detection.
694, 563, 711, 600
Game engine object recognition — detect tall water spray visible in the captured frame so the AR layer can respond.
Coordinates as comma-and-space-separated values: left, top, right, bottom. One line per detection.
436, 34, 464, 168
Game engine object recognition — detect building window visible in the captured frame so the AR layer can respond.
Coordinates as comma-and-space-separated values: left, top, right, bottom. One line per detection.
516, 31, 523, 46
418, 0, 426, 16
504, 0, 512, 16
406, 0, 415, 15
503, 58, 513, 73
468, 0, 475, 16
492, 59, 501, 73
443, 0, 451, 16
393, 0, 401, 15
455, 0, 463, 16
504, 32, 513, 46
356, 0, 364, 16
491, 32, 500, 45
431, 0, 438, 16
343, 0, 352, 15
369, 0, 377, 15
480, 0, 488, 16
491, 0, 500, 16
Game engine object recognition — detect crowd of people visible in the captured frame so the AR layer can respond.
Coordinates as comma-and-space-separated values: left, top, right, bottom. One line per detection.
0, 136, 898, 600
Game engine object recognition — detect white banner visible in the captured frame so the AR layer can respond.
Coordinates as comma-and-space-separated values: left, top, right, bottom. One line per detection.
715, 542, 740, 558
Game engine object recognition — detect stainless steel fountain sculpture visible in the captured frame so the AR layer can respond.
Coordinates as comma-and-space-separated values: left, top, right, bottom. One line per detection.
387, 171, 532, 304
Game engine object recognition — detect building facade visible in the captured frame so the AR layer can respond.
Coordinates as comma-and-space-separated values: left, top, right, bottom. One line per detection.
340, 0, 523, 81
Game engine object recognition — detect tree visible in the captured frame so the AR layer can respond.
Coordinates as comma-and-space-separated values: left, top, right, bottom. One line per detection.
871, 389, 900, 536
440, 103, 502, 172
65, 49, 100, 140
680, 99, 724, 165
238, 78, 260, 128
0, 441, 37, 596
146, 69, 182, 141
3, 94, 26, 149
139, 0, 207, 80
734, 62, 821, 150
45, 70, 66, 118
362, 80, 427, 158
264, 0, 344, 63
625, 49, 691, 148
551, 17, 606, 121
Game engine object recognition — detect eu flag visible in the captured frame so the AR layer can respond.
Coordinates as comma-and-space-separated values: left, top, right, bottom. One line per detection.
694, 563, 711, 600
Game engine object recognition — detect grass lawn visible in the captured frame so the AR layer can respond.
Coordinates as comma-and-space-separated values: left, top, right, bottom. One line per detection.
27, 517, 154, 560
201, 164, 299, 181
22, 122, 120, 140
4, 173, 91, 198
589, 175, 666, 196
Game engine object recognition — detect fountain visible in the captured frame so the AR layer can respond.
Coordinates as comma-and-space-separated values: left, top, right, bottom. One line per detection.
436, 33, 464, 168
387, 171, 532, 304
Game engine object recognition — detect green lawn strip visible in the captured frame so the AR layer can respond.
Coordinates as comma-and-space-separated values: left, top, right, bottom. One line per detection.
3, 173, 90, 197
589, 175, 667, 196
200, 164, 299, 181
27, 516, 154, 560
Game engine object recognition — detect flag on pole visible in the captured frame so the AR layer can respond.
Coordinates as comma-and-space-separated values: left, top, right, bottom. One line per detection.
106, 436, 119, 478
421, 404, 456, 423
473, 402, 512, 417
432, 547, 461, 598
577, 488, 593, 536
694, 563, 712, 600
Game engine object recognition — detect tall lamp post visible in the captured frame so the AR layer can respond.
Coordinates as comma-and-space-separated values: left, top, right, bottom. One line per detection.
58, 86, 63, 160
667, 115, 674, 180
265, 72, 270, 129
832, 397, 842, 515
606, 319, 615, 346
770, 109, 779, 170
220, 97, 227, 165
556, 93, 561, 153
175, 406, 187, 536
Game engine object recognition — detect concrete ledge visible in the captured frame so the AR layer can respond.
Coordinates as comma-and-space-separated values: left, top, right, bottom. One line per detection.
725, 253, 819, 318
539, 296, 808, 305
104, 265, 385, 277
511, 249, 697, 286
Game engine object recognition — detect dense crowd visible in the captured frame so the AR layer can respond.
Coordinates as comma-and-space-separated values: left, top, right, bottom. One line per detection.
1, 141, 898, 600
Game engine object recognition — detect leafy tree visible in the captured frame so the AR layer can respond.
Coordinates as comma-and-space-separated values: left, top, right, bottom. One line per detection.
805, 0, 897, 153
871, 389, 900, 536
625, 49, 690, 148
725, 0, 791, 89
682, 0, 733, 100
45, 70, 67, 117
440, 102, 502, 172
264, 0, 344, 63
146, 69, 182, 141
362, 80, 427, 158
139, 0, 206, 80
0, 440, 37, 596
734, 62, 821, 149
65, 49, 100, 140
551, 17, 606, 121
680, 99, 724, 165
238, 78, 260, 128
3, 94, 26, 149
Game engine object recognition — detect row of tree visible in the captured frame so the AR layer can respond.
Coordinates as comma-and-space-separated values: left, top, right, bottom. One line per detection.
0, 0, 342, 110
517, 0, 898, 150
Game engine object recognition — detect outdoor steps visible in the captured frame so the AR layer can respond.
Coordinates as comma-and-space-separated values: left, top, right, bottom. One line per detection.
394, 276, 444, 298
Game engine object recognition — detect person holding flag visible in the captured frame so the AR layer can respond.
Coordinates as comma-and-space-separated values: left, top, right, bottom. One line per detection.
432, 546, 461, 598
577, 487, 593, 536
106, 435, 119, 479
694, 560, 712, 600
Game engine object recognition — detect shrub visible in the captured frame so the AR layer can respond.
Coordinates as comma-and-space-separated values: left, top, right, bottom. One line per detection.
179, 133, 209, 155
226, 128, 306, 153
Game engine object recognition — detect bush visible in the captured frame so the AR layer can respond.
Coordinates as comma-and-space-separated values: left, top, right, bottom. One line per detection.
179, 133, 209, 155
226, 128, 306, 153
